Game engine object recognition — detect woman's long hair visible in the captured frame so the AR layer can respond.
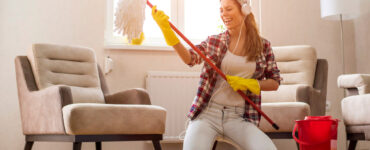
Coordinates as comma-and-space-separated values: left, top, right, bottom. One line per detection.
221, 0, 263, 61
242, 13, 263, 62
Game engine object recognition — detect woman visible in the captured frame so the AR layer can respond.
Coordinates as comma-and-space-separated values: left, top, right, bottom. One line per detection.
152, 0, 281, 149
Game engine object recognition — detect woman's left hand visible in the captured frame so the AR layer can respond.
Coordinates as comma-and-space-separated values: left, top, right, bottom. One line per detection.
129, 32, 145, 45
226, 75, 260, 95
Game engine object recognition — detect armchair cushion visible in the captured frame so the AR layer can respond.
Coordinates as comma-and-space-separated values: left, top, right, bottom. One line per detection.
62, 103, 166, 135
338, 74, 370, 94
273, 45, 317, 86
342, 94, 370, 125
105, 88, 151, 105
27, 43, 104, 103
259, 102, 310, 132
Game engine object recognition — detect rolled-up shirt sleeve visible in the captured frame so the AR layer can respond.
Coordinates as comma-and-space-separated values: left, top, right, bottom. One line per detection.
187, 37, 209, 67
264, 40, 283, 84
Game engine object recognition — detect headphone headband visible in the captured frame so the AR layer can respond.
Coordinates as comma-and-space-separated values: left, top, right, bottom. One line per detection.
238, 0, 251, 6
238, 0, 252, 16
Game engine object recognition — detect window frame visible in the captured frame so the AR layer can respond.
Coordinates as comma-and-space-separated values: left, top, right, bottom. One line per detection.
104, 0, 261, 51
104, 0, 187, 50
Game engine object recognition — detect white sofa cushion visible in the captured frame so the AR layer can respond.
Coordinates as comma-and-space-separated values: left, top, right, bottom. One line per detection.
342, 94, 370, 125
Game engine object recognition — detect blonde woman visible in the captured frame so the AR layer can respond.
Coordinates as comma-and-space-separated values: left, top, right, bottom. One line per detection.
152, 0, 282, 149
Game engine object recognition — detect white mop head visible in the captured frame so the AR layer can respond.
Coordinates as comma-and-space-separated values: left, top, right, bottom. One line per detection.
114, 0, 146, 42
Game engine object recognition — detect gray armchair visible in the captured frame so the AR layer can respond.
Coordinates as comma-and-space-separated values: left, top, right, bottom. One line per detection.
15, 43, 166, 150
338, 74, 370, 150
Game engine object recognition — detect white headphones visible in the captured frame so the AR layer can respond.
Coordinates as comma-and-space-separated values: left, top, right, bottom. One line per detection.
240, 0, 252, 16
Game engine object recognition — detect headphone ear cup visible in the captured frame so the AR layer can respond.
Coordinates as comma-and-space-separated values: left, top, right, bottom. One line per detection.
241, 3, 251, 15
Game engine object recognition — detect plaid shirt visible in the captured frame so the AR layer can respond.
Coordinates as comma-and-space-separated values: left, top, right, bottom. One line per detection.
187, 30, 282, 126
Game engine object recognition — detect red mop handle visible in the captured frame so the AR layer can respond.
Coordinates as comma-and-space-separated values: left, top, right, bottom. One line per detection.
147, 1, 279, 130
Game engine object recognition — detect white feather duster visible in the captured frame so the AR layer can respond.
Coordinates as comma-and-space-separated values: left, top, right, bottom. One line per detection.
114, 0, 146, 42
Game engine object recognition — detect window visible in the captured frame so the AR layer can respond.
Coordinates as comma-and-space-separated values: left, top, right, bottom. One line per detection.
105, 0, 224, 49
184, 0, 224, 41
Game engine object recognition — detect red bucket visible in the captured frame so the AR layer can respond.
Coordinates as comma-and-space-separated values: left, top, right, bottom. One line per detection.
293, 116, 339, 150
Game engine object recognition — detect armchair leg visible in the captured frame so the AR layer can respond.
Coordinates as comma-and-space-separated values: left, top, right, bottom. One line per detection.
95, 142, 102, 150
348, 140, 357, 150
295, 142, 300, 150
212, 140, 218, 150
152, 140, 162, 150
73, 142, 82, 150
24, 141, 34, 150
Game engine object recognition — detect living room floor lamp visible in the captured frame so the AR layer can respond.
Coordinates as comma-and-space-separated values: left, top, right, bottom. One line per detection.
320, 0, 361, 74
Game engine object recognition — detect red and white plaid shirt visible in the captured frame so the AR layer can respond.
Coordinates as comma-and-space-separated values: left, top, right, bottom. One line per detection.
187, 30, 282, 126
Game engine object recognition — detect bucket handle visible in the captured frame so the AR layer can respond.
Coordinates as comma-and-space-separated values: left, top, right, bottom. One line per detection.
292, 124, 331, 146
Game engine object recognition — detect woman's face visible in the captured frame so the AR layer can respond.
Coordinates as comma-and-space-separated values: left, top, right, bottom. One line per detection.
220, 0, 244, 30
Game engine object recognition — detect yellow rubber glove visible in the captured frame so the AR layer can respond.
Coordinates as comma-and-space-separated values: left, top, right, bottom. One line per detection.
151, 6, 180, 46
130, 32, 145, 45
226, 75, 261, 95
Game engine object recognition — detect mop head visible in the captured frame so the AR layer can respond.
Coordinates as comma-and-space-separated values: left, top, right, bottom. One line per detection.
114, 0, 146, 43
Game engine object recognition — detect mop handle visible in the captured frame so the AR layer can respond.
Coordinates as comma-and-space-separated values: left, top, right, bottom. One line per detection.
147, 1, 279, 130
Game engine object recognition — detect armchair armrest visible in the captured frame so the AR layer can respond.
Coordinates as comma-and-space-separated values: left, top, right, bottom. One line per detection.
262, 84, 313, 103
262, 84, 325, 116
296, 85, 312, 103
104, 88, 151, 105
19, 85, 72, 134
338, 74, 370, 95
296, 85, 326, 116
15, 56, 72, 134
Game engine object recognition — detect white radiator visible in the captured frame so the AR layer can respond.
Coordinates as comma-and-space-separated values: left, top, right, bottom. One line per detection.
146, 71, 200, 142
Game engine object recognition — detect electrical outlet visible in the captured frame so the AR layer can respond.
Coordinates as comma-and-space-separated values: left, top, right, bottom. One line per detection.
104, 56, 113, 74
326, 101, 331, 112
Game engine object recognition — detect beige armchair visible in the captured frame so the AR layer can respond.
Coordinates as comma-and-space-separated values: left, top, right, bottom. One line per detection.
260, 45, 328, 133
15, 43, 166, 150
338, 74, 370, 150
213, 45, 328, 149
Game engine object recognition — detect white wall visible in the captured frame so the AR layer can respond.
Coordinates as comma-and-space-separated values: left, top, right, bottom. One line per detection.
354, 2, 370, 74
1, 0, 369, 149
0, 0, 106, 149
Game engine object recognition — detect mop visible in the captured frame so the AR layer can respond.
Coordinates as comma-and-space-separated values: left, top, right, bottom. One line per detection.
114, 0, 279, 130
114, 0, 146, 43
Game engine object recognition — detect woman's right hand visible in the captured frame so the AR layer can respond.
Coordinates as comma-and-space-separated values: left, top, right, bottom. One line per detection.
151, 6, 180, 46
152, 6, 191, 65
226, 75, 261, 95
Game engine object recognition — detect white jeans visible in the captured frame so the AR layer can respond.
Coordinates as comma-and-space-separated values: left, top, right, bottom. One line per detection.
183, 102, 277, 150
